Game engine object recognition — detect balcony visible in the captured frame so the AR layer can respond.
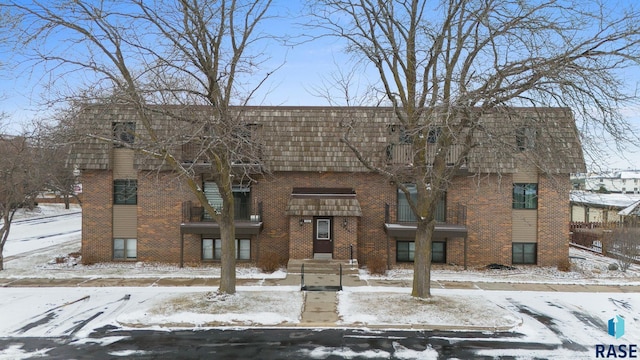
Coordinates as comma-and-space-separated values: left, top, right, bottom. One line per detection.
386, 143, 467, 167
180, 142, 264, 174
180, 200, 263, 236
384, 202, 467, 238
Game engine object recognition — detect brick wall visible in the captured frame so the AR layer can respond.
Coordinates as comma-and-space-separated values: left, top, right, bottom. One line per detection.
333, 216, 358, 261
81, 170, 113, 264
137, 171, 195, 264
254, 171, 394, 265
449, 174, 513, 267
537, 174, 571, 266
289, 216, 311, 258
81, 169, 571, 268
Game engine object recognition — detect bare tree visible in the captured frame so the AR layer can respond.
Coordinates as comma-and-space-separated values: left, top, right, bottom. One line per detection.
5, 0, 276, 294
0, 133, 44, 270
308, 0, 640, 298
41, 143, 80, 210
28, 115, 81, 209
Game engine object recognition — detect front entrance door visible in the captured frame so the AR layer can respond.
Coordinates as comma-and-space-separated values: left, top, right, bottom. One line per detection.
313, 217, 333, 254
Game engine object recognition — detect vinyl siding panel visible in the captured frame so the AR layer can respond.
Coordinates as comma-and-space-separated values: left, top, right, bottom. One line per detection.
513, 163, 538, 183
588, 208, 605, 222
512, 209, 537, 243
571, 205, 586, 222
113, 205, 137, 238
113, 148, 136, 179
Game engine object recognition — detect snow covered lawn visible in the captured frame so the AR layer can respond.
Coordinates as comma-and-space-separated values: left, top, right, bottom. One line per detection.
338, 287, 520, 329
2, 204, 640, 360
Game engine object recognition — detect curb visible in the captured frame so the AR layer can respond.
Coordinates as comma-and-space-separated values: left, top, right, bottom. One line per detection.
116, 321, 521, 332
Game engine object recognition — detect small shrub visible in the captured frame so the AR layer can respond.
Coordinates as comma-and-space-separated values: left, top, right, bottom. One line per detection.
366, 256, 387, 275
557, 258, 571, 272
608, 263, 619, 271
257, 251, 284, 273
55, 256, 66, 264
606, 227, 640, 273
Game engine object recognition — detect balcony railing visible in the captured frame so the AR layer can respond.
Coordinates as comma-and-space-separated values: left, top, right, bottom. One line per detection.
397, 203, 446, 223
385, 202, 467, 225
182, 201, 263, 222
386, 143, 466, 167
180, 142, 263, 169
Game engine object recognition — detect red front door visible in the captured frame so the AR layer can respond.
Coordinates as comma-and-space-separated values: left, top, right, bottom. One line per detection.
313, 217, 333, 254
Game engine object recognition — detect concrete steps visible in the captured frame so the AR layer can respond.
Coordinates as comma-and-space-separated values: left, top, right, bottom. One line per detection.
287, 259, 362, 292
286, 259, 359, 275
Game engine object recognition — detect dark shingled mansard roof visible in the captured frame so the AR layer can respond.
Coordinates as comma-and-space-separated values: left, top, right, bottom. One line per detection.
69, 105, 586, 175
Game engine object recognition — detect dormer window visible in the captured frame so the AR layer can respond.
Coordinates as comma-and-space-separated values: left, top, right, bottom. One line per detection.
516, 127, 536, 151
427, 127, 441, 144
113, 122, 136, 147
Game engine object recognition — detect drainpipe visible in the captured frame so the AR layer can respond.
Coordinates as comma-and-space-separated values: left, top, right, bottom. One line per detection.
464, 234, 467, 270
385, 203, 391, 270
180, 232, 184, 268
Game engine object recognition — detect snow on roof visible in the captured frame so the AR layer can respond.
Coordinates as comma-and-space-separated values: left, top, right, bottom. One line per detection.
618, 200, 640, 216
570, 190, 640, 208
580, 170, 640, 180
620, 170, 640, 179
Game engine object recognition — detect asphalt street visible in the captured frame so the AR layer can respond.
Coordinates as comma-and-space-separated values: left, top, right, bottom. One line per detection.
0, 327, 566, 360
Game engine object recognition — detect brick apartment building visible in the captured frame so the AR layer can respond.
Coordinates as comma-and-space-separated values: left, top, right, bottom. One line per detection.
71, 106, 585, 268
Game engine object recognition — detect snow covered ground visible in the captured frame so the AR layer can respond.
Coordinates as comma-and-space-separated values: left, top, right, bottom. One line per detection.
1, 204, 640, 359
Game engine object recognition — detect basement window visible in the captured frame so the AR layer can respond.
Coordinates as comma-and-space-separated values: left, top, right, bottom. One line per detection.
512, 243, 537, 264
113, 238, 137, 260
202, 238, 250, 260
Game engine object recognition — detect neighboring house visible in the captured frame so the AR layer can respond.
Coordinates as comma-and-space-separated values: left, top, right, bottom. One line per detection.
570, 190, 640, 224
70, 106, 584, 268
581, 170, 640, 194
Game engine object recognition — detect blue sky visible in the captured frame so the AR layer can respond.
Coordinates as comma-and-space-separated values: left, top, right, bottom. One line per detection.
1, 0, 639, 171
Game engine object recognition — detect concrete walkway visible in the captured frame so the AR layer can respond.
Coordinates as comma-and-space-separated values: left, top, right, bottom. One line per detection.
2, 276, 638, 292
2, 260, 639, 328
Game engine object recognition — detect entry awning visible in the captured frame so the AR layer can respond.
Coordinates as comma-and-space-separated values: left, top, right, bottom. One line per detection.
180, 221, 263, 236
384, 223, 467, 238
285, 187, 362, 217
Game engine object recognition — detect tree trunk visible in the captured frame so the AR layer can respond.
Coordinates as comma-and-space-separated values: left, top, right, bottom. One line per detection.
411, 219, 434, 298
218, 212, 237, 294
0, 219, 10, 271
64, 194, 70, 209
217, 172, 237, 295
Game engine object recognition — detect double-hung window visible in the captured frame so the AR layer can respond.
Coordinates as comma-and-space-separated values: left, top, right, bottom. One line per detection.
114, 179, 137, 205
512, 183, 537, 209
516, 126, 536, 151
112, 122, 136, 146
397, 241, 446, 263
113, 238, 137, 260
427, 127, 441, 144
202, 238, 250, 260
512, 243, 537, 264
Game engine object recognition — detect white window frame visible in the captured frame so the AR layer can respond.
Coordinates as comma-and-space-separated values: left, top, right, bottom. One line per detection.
203, 238, 250, 260
114, 238, 137, 260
